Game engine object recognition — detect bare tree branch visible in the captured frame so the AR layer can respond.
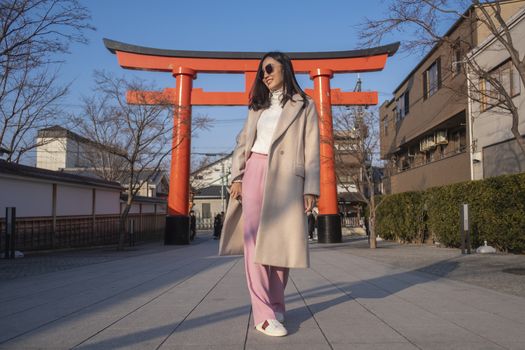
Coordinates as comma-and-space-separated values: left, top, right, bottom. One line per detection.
0, 0, 93, 163
72, 71, 211, 249
334, 105, 383, 248
359, 0, 525, 161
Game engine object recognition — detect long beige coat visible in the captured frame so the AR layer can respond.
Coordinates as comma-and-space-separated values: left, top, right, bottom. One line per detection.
218, 94, 320, 268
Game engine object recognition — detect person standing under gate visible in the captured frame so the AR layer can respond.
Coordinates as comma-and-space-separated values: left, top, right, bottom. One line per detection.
307, 210, 316, 241
190, 210, 196, 241
213, 212, 222, 240
219, 52, 320, 337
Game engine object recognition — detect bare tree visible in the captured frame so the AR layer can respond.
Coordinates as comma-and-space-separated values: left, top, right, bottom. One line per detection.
73, 71, 211, 249
334, 105, 383, 248
359, 0, 525, 156
0, 0, 93, 162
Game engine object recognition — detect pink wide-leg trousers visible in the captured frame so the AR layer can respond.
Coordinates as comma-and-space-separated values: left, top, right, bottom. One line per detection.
242, 152, 289, 325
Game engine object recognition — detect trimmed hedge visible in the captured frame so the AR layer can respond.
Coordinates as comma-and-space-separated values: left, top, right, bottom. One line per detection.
376, 173, 525, 253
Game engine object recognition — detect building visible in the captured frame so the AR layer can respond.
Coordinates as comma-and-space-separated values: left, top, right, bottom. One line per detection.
380, 0, 525, 194
36, 126, 168, 198
190, 154, 232, 227
0, 159, 167, 251
468, 7, 525, 179
36, 125, 93, 171
333, 129, 366, 223
0, 144, 10, 160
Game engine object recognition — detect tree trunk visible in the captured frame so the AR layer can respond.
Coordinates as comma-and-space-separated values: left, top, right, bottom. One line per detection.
369, 213, 377, 249
118, 193, 133, 250
369, 192, 377, 249
510, 111, 525, 156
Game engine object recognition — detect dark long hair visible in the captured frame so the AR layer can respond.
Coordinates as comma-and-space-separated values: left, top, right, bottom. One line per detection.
249, 51, 308, 111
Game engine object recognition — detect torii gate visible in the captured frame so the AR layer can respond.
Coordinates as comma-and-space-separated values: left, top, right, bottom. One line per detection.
104, 39, 399, 244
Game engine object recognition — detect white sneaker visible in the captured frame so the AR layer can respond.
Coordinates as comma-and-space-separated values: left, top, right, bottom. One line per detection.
275, 312, 285, 323
255, 319, 288, 337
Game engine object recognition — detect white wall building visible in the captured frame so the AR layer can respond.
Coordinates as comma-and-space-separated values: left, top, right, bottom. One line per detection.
36, 126, 92, 171
36, 126, 168, 198
190, 154, 232, 226
468, 7, 525, 180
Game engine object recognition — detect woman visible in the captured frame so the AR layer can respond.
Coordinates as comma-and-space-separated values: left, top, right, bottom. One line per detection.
219, 52, 320, 337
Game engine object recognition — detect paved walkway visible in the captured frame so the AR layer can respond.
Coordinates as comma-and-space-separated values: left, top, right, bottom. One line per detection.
1, 233, 525, 349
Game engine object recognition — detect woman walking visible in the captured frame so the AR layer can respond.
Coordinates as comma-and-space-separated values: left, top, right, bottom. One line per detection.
219, 52, 320, 337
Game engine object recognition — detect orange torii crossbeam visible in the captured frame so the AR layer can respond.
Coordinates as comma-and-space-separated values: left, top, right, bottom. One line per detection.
104, 39, 399, 244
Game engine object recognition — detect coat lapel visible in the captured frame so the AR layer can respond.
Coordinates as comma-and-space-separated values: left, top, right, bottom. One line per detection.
244, 108, 264, 156
269, 94, 305, 149
244, 93, 305, 157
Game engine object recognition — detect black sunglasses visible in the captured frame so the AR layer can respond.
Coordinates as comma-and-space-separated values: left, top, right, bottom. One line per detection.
259, 63, 275, 79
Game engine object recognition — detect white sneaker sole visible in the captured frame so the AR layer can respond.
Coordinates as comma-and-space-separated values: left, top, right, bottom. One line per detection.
255, 321, 288, 337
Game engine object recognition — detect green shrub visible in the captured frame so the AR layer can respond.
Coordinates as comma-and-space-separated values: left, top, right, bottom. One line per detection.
376, 191, 425, 243
376, 173, 525, 253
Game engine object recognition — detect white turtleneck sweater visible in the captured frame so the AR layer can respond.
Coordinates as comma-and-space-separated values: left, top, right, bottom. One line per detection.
250, 89, 283, 155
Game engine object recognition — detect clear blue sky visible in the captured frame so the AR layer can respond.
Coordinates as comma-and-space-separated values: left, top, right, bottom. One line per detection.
59, 0, 422, 157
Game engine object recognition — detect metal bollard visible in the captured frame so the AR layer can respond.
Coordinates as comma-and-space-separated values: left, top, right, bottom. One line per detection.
5, 207, 16, 259
460, 203, 471, 254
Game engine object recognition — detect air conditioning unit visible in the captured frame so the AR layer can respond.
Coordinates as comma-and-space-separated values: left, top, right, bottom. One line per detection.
419, 139, 427, 152
435, 130, 448, 144
426, 135, 436, 149
419, 135, 436, 152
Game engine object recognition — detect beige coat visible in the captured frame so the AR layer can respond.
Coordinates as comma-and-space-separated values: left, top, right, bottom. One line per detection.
218, 94, 320, 268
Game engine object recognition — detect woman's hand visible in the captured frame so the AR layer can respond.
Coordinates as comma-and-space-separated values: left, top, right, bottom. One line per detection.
230, 182, 242, 202
304, 194, 316, 213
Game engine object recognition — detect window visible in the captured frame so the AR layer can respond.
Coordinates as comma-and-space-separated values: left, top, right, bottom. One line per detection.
393, 107, 398, 124
395, 90, 410, 123
452, 47, 462, 76
480, 59, 521, 111
438, 144, 446, 159
396, 98, 404, 121
404, 91, 410, 115
452, 130, 467, 153
383, 116, 388, 136
423, 58, 442, 99
202, 203, 211, 219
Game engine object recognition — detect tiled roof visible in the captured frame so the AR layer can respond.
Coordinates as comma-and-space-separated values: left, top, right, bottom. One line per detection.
193, 185, 225, 198
37, 125, 90, 144
0, 160, 122, 190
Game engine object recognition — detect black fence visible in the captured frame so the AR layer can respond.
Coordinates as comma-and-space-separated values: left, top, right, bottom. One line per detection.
0, 213, 165, 252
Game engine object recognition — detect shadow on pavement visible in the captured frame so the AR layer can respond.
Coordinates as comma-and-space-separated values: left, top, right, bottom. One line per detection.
73, 259, 458, 347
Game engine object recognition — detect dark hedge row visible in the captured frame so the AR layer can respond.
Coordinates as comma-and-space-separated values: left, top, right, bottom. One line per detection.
375, 173, 525, 253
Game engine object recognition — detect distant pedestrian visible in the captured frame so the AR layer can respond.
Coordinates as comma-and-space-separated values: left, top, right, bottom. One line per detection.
307, 210, 316, 240
190, 210, 196, 241
213, 213, 222, 240
219, 52, 320, 337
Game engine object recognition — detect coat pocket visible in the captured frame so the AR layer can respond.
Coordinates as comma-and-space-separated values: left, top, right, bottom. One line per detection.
294, 161, 305, 178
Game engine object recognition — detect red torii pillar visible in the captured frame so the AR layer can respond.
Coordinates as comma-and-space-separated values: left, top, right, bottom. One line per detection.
104, 39, 399, 244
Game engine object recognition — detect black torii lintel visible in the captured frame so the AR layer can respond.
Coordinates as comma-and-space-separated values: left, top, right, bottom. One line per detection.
103, 38, 400, 60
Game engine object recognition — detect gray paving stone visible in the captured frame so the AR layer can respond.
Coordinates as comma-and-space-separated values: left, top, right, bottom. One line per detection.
414, 342, 506, 350
0, 235, 524, 349
331, 343, 418, 350
501, 342, 525, 350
